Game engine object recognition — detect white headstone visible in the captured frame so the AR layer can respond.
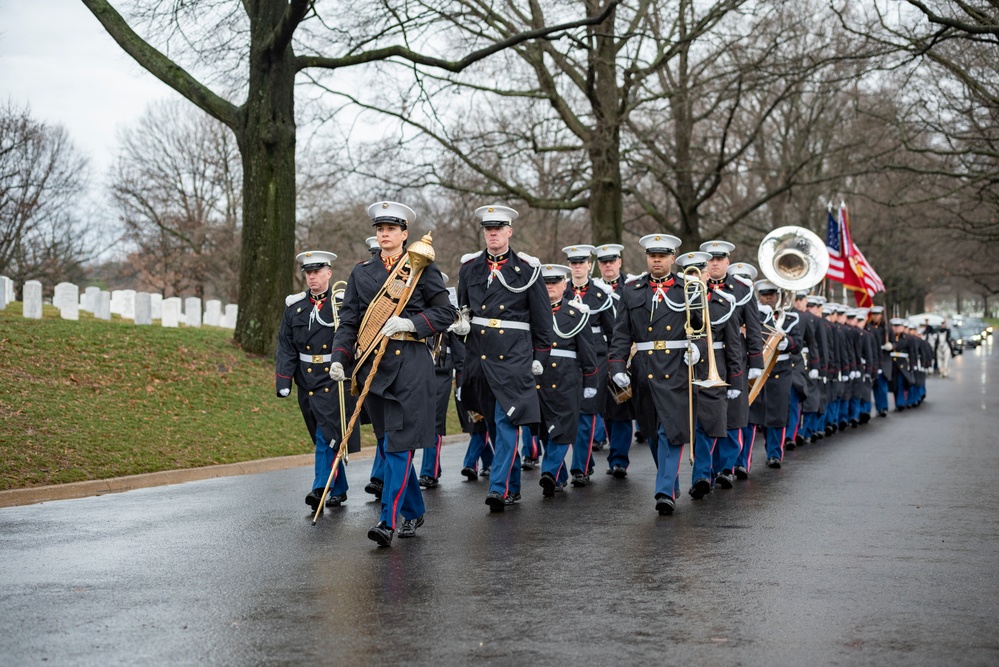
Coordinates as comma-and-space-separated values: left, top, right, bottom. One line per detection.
221, 304, 238, 329
54, 282, 79, 321
119, 289, 136, 320
184, 297, 202, 328
23, 280, 43, 319
0, 278, 6, 310
150, 293, 163, 320
134, 292, 152, 325
95, 291, 111, 320
203, 299, 222, 327
83, 286, 100, 313
161, 297, 181, 328
110, 290, 127, 315
5, 277, 13, 305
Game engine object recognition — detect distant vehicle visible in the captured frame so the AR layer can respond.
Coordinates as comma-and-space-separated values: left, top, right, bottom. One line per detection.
964, 318, 991, 338
951, 326, 981, 351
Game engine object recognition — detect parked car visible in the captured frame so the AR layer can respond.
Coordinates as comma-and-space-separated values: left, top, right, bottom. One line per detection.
951, 326, 981, 351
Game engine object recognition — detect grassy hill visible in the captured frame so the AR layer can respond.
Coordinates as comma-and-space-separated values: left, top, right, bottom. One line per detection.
1, 304, 435, 490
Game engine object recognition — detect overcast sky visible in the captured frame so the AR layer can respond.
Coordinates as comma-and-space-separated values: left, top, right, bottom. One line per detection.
1, 1, 179, 177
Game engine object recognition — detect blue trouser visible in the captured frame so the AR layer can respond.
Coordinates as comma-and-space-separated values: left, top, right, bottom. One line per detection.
735, 425, 756, 470
489, 403, 521, 497
715, 428, 742, 474
462, 430, 494, 471
572, 414, 597, 474
827, 398, 839, 426
420, 434, 443, 479
787, 386, 803, 441
594, 415, 607, 444
849, 397, 861, 421
874, 374, 889, 412
312, 428, 348, 495
894, 374, 908, 408
541, 442, 570, 485
605, 418, 633, 470
654, 422, 683, 500
379, 442, 425, 530
691, 421, 717, 485
765, 426, 786, 461
520, 425, 541, 460
369, 440, 385, 483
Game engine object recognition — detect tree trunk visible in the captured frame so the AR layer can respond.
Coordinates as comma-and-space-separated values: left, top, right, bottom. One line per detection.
233, 4, 299, 355
587, 1, 623, 245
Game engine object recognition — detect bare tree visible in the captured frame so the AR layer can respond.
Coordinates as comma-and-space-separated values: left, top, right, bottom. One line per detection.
0, 101, 92, 291
112, 101, 241, 301
82, 0, 615, 354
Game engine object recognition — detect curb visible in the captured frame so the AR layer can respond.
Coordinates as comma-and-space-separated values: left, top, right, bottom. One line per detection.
0, 434, 469, 508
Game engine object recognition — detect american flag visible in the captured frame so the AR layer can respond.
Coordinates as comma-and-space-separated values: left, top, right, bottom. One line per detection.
826, 204, 884, 306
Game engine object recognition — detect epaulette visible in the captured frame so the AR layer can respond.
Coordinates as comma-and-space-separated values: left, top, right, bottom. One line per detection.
285, 291, 306, 307
517, 251, 541, 268
461, 251, 482, 264
626, 272, 647, 286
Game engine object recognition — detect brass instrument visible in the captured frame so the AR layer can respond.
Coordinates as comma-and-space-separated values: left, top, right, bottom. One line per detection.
329, 280, 348, 446
312, 233, 437, 525
682, 265, 728, 463
749, 226, 830, 404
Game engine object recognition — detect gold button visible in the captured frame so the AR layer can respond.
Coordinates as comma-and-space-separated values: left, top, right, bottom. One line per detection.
536, 384, 541, 389
324, 367, 329, 372
324, 387, 329, 393
481, 355, 486, 360
499, 305, 505, 310
499, 329, 504, 334
774, 374, 780, 379
648, 374, 653, 379
552, 363, 557, 367
307, 368, 312, 373
648, 327, 653, 332
647, 350, 652, 355
666, 326, 671, 331
395, 350, 401, 355
553, 342, 558, 347
322, 344, 327, 349
480, 329, 485, 334
481, 305, 486, 310
306, 345, 311, 350
308, 391, 314, 396
551, 384, 557, 389
665, 374, 670, 379
665, 350, 670, 354
499, 355, 504, 360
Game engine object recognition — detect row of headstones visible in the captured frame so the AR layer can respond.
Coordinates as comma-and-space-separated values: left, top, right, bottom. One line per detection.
0, 277, 237, 329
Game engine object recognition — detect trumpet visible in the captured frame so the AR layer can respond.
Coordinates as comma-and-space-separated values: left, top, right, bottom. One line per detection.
682, 265, 727, 464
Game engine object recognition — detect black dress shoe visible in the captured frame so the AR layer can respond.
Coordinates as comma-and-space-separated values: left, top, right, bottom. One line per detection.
480, 468, 491, 477
485, 491, 505, 512
305, 488, 325, 511
850, 419, 859, 428
367, 522, 393, 547
766, 457, 781, 469
504, 493, 521, 505
460, 467, 478, 481
825, 425, 836, 436
689, 478, 711, 500
398, 516, 425, 538
521, 458, 537, 471
716, 470, 734, 489
554, 482, 566, 493
540, 473, 556, 498
794, 434, 805, 447
325, 493, 347, 508
592, 439, 607, 452
859, 412, 871, 424
611, 465, 628, 479
784, 439, 796, 451
813, 432, 824, 441
839, 421, 849, 431
655, 495, 675, 515
878, 409, 888, 418
734, 465, 748, 480
364, 479, 384, 499
634, 431, 646, 444
571, 473, 588, 488
418, 475, 439, 489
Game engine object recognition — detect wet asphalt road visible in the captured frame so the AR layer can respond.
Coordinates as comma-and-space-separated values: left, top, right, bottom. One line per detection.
2, 343, 999, 665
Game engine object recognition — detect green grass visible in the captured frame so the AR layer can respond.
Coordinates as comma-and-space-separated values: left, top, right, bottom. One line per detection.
0, 304, 462, 490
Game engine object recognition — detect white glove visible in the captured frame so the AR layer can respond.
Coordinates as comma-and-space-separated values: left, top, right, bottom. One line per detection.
449, 315, 470, 336
683, 345, 700, 367
381, 316, 416, 337
822, 376, 828, 384
777, 337, 789, 351
850, 370, 860, 379
808, 369, 819, 380
726, 389, 741, 400
748, 368, 762, 381
583, 387, 598, 399
531, 360, 544, 375
877, 369, 883, 376
882, 342, 893, 351
278, 388, 290, 397
455, 386, 462, 402
329, 362, 345, 382
838, 373, 845, 382
327, 438, 338, 450
612, 372, 631, 388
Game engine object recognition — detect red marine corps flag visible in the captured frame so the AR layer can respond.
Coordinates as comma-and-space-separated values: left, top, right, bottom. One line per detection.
825, 203, 885, 307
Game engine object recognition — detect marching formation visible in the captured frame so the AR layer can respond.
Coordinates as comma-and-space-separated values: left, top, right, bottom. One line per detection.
275, 203, 930, 547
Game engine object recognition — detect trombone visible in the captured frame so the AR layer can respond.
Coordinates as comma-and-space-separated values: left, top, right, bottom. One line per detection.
329, 280, 348, 448
682, 265, 728, 463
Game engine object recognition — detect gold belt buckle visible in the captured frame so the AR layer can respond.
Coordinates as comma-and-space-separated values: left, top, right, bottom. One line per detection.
312, 354, 323, 363
488, 318, 501, 328
654, 340, 666, 350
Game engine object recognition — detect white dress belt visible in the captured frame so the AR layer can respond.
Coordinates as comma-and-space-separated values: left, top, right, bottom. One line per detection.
299, 353, 332, 363
777, 353, 790, 362
591, 326, 603, 335
891, 352, 909, 358
712, 341, 725, 349
471, 316, 531, 332
635, 340, 689, 351
550, 349, 577, 359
